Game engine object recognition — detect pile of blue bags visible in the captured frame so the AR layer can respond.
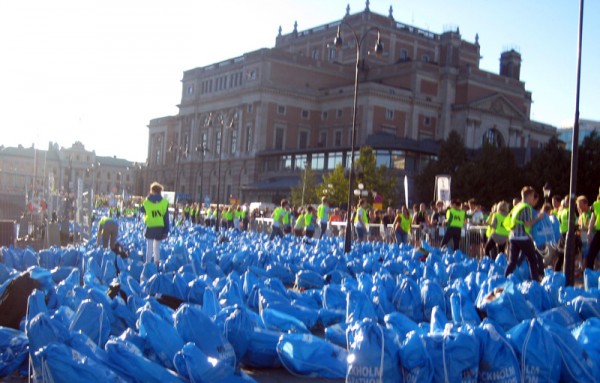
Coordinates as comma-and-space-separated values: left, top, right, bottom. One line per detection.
1, 216, 600, 383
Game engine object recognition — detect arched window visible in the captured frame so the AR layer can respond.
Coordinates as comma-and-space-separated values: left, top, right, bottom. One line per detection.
482, 128, 505, 147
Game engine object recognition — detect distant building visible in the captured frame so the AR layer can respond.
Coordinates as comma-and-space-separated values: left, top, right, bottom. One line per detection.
146, 3, 556, 204
558, 119, 600, 150
0, 141, 138, 220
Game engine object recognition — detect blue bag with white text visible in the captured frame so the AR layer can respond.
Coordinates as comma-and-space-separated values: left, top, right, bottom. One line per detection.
277, 333, 348, 379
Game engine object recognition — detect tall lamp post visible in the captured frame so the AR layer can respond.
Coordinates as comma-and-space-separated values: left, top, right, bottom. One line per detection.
301, 161, 309, 206
211, 111, 237, 232
332, 22, 383, 253
194, 143, 207, 204
169, 143, 186, 217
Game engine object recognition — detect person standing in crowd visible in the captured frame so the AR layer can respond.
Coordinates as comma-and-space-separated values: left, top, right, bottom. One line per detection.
441, 199, 465, 251
381, 207, 395, 243
269, 199, 288, 240
304, 206, 316, 238
586, 191, 600, 270
141, 182, 169, 265
329, 208, 342, 237
294, 208, 305, 237
551, 195, 562, 216
484, 201, 510, 259
97, 215, 118, 249
577, 195, 592, 259
317, 196, 330, 239
282, 205, 292, 235
504, 186, 544, 281
354, 198, 368, 243
393, 206, 411, 245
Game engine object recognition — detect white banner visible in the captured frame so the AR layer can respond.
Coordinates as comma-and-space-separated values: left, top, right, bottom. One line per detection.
404, 175, 409, 208
435, 175, 451, 207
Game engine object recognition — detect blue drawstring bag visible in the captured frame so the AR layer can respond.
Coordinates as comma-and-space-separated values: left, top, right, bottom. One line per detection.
324, 322, 349, 348
0, 327, 28, 378
507, 318, 561, 383
260, 307, 309, 334
425, 325, 480, 383
322, 284, 346, 311
475, 320, 520, 383
346, 290, 377, 324
450, 292, 481, 326
138, 308, 185, 370
346, 319, 402, 383
35, 343, 126, 383
573, 317, 600, 364
105, 338, 186, 383
295, 270, 324, 290
222, 306, 254, 361
69, 299, 111, 348
173, 304, 236, 366
242, 327, 281, 368
173, 342, 235, 383
541, 319, 599, 383
277, 333, 348, 379
538, 305, 582, 329
391, 277, 424, 323
420, 279, 446, 322
399, 331, 433, 383
384, 312, 424, 342
569, 296, 600, 320
476, 282, 534, 331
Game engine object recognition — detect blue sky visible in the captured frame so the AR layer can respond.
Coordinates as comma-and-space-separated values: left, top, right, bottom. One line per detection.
0, 0, 597, 162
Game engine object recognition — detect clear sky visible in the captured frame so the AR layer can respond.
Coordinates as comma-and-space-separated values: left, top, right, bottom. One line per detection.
1, 0, 597, 163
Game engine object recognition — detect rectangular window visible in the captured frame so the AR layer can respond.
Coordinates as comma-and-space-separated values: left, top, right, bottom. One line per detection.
294, 154, 307, 170
424, 116, 431, 126
334, 130, 342, 147
321, 111, 328, 120
311, 48, 319, 60
216, 130, 222, 155
301, 109, 309, 119
245, 125, 252, 153
277, 105, 286, 115
247, 104, 253, 113
400, 49, 409, 62
328, 47, 336, 61
299, 131, 309, 149
311, 153, 325, 170
280, 155, 292, 171
274, 127, 284, 150
319, 131, 327, 147
336, 109, 343, 119
375, 150, 390, 168
328, 152, 343, 169
230, 130, 238, 154
421, 54, 430, 62
386, 109, 394, 120
187, 85, 194, 94
201, 133, 208, 154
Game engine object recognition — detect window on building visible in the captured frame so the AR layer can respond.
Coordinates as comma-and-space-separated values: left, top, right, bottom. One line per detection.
247, 104, 253, 113
301, 109, 309, 119
299, 130, 309, 149
328, 152, 343, 169
277, 105, 286, 115
281, 155, 292, 171
294, 154, 307, 170
230, 130, 238, 154
336, 109, 343, 119
274, 127, 284, 150
424, 116, 431, 126
375, 150, 391, 168
187, 85, 194, 94
422, 54, 430, 62
391, 150, 406, 170
321, 111, 328, 120
245, 125, 252, 153
328, 47, 336, 61
386, 109, 394, 120
311, 153, 325, 170
334, 130, 343, 147
201, 132, 208, 154
319, 131, 327, 147
482, 128, 505, 148
311, 48, 319, 60
216, 130, 222, 155
399, 49, 409, 61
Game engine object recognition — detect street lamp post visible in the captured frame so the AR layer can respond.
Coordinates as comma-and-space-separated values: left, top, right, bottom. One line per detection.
301, 161, 309, 206
194, 143, 207, 204
169, 144, 186, 218
212, 111, 236, 232
332, 22, 383, 253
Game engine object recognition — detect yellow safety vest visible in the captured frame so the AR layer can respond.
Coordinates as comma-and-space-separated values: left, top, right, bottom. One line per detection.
304, 212, 314, 228
295, 214, 305, 229
354, 207, 368, 227
143, 198, 168, 228
400, 214, 411, 233
446, 208, 465, 228
493, 213, 510, 237
593, 201, 600, 231
504, 202, 533, 234
558, 208, 570, 234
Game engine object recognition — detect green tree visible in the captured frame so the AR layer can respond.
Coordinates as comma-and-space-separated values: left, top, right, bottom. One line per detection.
290, 166, 319, 207
355, 146, 398, 207
524, 135, 571, 199
318, 163, 349, 207
577, 131, 600, 201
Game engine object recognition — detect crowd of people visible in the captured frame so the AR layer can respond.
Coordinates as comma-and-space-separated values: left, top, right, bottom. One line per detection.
94, 181, 600, 283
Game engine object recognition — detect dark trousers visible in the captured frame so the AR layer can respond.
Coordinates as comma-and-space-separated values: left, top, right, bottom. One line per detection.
484, 238, 506, 259
319, 222, 327, 239
586, 233, 600, 270
441, 227, 461, 250
505, 238, 540, 281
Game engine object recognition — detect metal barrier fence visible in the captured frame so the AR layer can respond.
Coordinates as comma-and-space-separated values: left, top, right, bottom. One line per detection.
251, 218, 487, 259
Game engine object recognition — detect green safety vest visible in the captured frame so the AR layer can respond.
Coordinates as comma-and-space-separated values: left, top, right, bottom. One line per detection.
98, 216, 110, 227
593, 201, 600, 231
504, 202, 533, 234
304, 212, 314, 228
226, 211, 234, 221
493, 213, 510, 237
317, 204, 329, 222
400, 214, 411, 233
446, 208, 465, 228
282, 210, 290, 225
143, 198, 169, 228
234, 210, 242, 219
558, 208, 570, 234
354, 207, 367, 226
295, 214, 305, 229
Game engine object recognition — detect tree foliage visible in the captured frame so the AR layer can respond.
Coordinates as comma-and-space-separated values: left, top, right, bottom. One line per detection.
290, 166, 320, 207
576, 131, 600, 201
523, 135, 571, 199
319, 163, 349, 207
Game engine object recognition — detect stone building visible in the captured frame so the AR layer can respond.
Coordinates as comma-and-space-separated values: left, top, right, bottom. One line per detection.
146, 3, 555, 205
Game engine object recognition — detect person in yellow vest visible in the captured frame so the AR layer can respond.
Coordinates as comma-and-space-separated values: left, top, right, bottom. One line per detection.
550, 195, 562, 217
294, 208, 305, 237
190, 203, 197, 224
354, 198, 368, 242
225, 206, 234, 229
141, 182, 169, 265
205, 206, 213, 227
441, 199, 465, 251
282, 205, 292, 234
393, 206, 411, 244
586, 191, 600, 270
577, 195, 591, 263
269, 199, 288, 240
556, 196, 575, 272
241, 204, 249, 231
183, 204, 191, 221
483, 201, 510, 259
317, 196, 329, 239
234, 205, 242, 230
504, 186, 544, 281
304, 205, 316, 238
97, 215, 118, 249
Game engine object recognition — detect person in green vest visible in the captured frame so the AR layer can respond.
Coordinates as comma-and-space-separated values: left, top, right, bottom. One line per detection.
190, 203, 197, 224
393, 206, 411, 245
294, 208, 305, 237
225, 206, 234, 229
504, 186, 544, 281
317, 196, 329, 239
586, 191, 600, 270
241, 205, 249, 231
97, 215, 118, 249
304, 205, 316, 238
204, 206, 213, 227
483, 201, 510, 259
234, 205, 243, 230
269, 199, 288, 240
441, 199, 465, 251
282, 205, 292, 234
577, 195, 591, 263
183, 204, 191, 221
354, 198, 369, 243
141, 182, 169, 265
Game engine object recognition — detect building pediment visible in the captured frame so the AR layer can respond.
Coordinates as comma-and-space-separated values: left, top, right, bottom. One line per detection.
470, 94, 526, 120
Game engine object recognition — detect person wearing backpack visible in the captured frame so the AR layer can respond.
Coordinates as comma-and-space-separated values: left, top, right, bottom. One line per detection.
504, 186, 544, 281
